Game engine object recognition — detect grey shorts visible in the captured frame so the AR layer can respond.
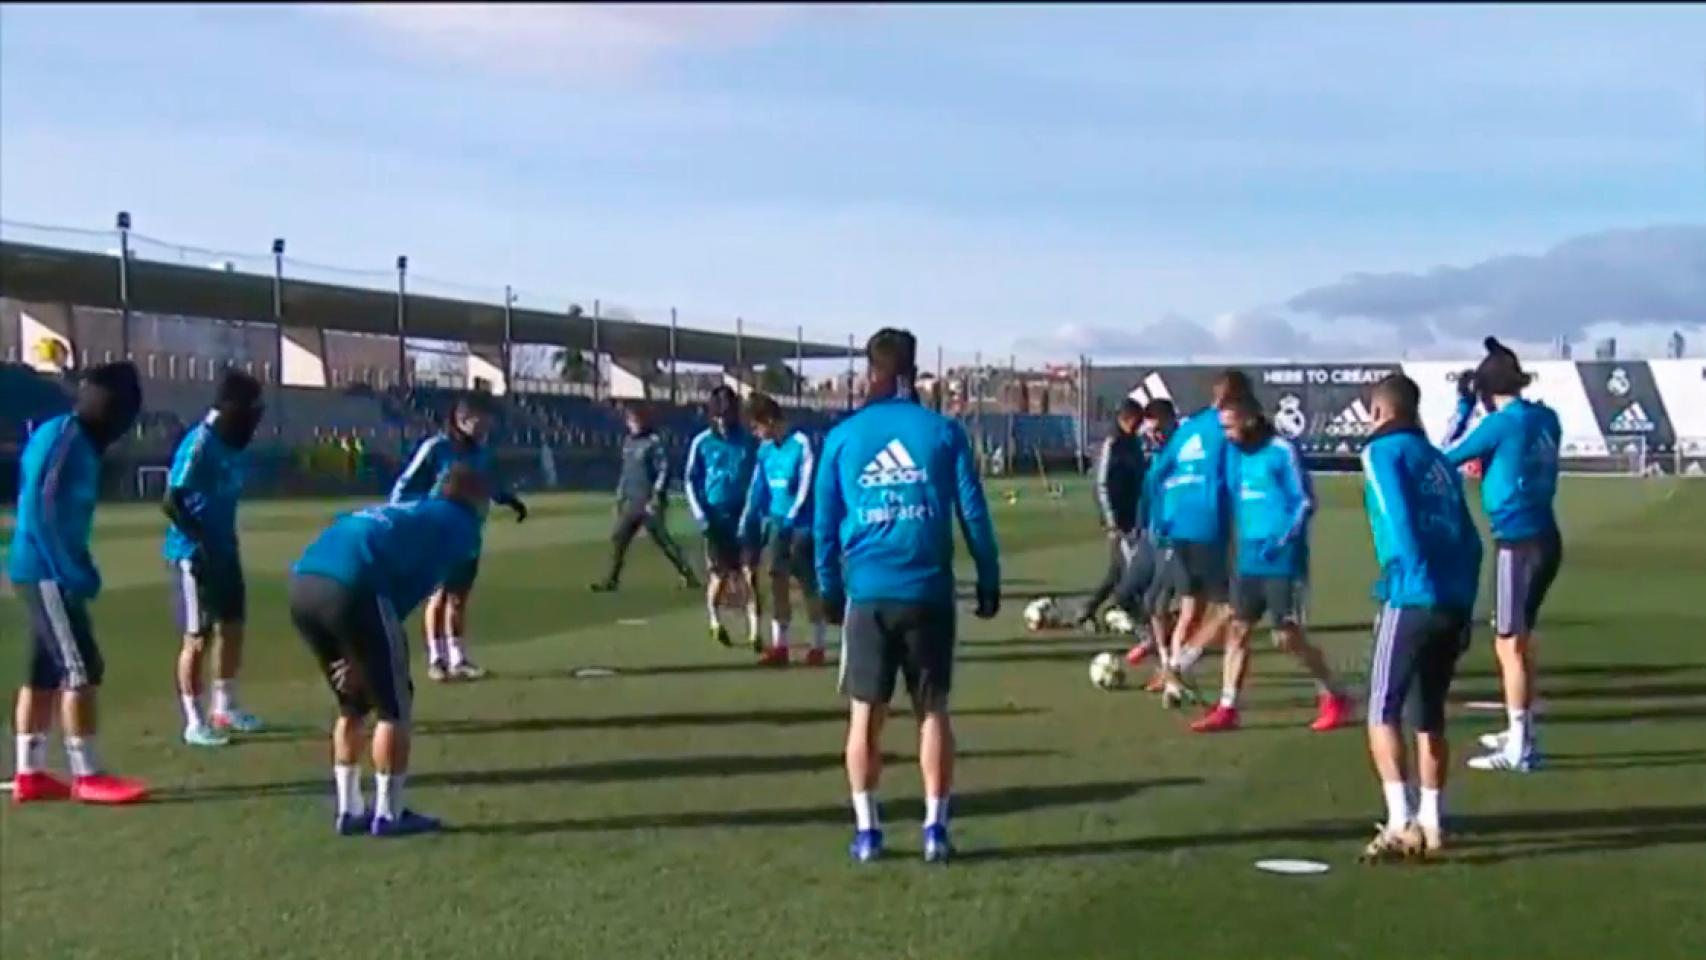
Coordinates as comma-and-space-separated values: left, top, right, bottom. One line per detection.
1494, 527, 1562, 637
840, 601, 956, 710
1232, 576, 1308, 626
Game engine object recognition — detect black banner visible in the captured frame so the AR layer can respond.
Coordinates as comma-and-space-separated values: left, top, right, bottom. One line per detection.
1574, 361, 1677, 453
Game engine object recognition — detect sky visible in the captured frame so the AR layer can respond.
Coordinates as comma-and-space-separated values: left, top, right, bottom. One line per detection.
2, 3, 1703, 365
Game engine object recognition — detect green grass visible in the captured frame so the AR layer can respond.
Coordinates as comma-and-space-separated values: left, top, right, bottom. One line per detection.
2, 476, 1704, 960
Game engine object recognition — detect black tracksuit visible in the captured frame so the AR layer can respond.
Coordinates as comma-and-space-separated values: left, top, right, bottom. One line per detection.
604, 429, 694, 584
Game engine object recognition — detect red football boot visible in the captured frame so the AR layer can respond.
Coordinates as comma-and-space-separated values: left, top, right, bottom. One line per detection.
1190, 705, 1241, 733
803, 648, 828, 667
71, 773, 150, 805
1310, 693, 1353, 732
1124, 641, 1154, 666
10, 771, 73, 804
757, 647, 790, 668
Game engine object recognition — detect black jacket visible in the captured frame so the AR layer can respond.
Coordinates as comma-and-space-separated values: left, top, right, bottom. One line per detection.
1094, 429, 1146, 532
617, 430, 670, 505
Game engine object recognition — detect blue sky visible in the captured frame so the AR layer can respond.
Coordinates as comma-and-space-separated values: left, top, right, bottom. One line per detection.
2, 3, 1702, 363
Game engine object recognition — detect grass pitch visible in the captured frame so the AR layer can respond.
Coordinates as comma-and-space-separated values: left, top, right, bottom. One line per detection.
2, 476, 1704, 959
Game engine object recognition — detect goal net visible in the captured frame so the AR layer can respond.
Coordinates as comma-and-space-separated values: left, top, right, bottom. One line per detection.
136, 466, 171, 500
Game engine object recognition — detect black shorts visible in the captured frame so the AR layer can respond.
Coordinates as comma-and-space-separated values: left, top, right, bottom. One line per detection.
441, 553, 481, 594
702, 519, 742, 575
1159, 540, 1230, 604
16, 580, 104, 690
1494, 527, 1562, 637
840, 601, 956, 710
169, 556, 247, 638
288, 573, 413, 724
1367, 604, 1471, 735
760, 525, 816, 585
1232, 576, 1308, 626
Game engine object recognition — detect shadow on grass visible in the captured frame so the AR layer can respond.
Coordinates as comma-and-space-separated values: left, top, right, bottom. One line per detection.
419, 705, 1044, 737
1454, 680, 1706, 704
955, 803, 1706, 865
453, 776, 1203, 837
1456, 661, 1698, 682
153, 748, 1057, 805
1544, 749, 1706, 772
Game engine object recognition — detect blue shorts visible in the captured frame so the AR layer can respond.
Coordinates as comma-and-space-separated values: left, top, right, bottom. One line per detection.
1494, 527, 1561, 637
16, 580, 104, 690
288, 574, 413, 724
169, 556, 247, 638
1367, 604, 1470, 735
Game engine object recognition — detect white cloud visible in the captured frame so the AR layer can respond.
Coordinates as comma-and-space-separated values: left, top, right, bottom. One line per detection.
325, 4, 835, 80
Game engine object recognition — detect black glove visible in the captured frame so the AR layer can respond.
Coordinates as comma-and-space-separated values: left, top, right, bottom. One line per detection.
974, 586, 1001, 620
1455, 368, 1477, 402
509, 497, 528, 524
822, 591, 847, 626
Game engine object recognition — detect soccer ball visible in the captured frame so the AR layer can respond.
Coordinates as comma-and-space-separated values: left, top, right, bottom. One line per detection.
1023, 597, 1058, 632
1089, 652, 1127, 690
1101, 607, 1136, 635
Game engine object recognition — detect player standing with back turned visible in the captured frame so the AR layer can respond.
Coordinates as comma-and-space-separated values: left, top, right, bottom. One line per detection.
815, 328, 1001, 865
1443, 338, 1561, 773
1357, 374, 1482, 861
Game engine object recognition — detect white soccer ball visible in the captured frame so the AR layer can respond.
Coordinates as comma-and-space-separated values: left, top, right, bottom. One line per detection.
1101, 607, 1136, 635
1023, 597, 1058, 632
1089, 652, 1127, 690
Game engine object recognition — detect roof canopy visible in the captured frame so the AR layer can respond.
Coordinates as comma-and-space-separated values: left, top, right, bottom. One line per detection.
0, 241, 849, 366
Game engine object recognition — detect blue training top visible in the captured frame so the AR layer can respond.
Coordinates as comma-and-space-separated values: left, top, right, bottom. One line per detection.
1143, 407, 1234, 545
163, 414, 247, 563
812, 396, 999, 605
740, 430, 816, 543
293, 497, 484, 617
684, 425, 757, 527
1444, 397, 1561, 543
1361, 424, 1483, 610
1228, 434, 1314, 579
7, 414, 104, 599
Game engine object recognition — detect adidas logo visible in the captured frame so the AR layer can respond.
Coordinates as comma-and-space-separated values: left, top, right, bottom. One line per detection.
1609, 403, 1655, 433
1323, 398, 1375, 437
859, 439, 928, 487
1177, 433, 1206, 462
1127, 372, 1172, 406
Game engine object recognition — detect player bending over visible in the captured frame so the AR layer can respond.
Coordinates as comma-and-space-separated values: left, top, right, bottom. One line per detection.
10, 362, 150, 805
1357, 374, 1482, 862
1444, 338, 1561, 773
1075, 398, 1148, 631
1140, 372, 1247, 705
591, 406, 698, 592
163, 370, 267, 747
289, 464, 487, 837
684, 385, 758, 649
815, 328, 1001, 865
390, 394, 526, 682
1190, 396, 1351, 733
739, 394, 827, 667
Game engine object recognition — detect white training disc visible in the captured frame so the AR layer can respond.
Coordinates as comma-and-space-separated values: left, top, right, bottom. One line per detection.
0, 780, 12, 794
572, 667, 619, 679
1463, 700, 1505, 712
617, 618, 649, 626
1254, 858, 1331, 876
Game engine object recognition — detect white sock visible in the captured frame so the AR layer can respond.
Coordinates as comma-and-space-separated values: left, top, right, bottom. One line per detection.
1506, 709, 1531, 753
925, 794, 950, 829
706, 595, 720, 628
1381, 780, 1413, 832
445, 637, 466, 669
811, 622, 827, 650
1417, 787, 1443, 832
427, 636, 447, 664
1219, 688, 1238, 709
851, 791, 879, 832
334, 763, 366, 816
1174, 645, 1203, 673
375, 772, 404, 819
770, 620, 789, 650
181, 694, 205, 728
212, 678, 236, 716
14, 733, 47, 775
64, 736, 100, 778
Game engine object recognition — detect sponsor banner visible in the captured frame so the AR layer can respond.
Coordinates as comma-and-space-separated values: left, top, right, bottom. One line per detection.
1648, 360, 1706, 441
1574, 361, 1675, 453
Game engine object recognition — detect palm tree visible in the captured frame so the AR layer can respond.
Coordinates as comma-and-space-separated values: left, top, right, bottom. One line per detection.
553, 348, 592, 383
